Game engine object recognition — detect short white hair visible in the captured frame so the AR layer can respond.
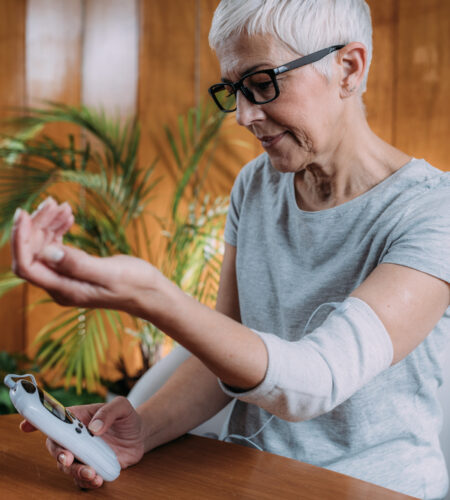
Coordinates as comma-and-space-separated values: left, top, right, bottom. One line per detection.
209, 0, 373, 93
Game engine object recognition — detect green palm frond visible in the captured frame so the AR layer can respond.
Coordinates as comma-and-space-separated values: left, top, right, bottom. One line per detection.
165, 101, 226, 218
0, 271, 25, 298
33, 307, 123, 392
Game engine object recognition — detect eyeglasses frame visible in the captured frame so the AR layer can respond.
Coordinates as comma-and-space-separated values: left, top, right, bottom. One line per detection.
208, 44, 345, 113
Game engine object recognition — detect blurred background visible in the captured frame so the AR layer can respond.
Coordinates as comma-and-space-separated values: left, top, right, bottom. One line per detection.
0, 0, 448, 393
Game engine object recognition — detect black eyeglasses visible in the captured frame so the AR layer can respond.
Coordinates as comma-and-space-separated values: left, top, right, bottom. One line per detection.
208, 45, 345, 113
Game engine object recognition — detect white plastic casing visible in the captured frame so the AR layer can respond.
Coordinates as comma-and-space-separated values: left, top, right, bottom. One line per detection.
4, 374, 120, 481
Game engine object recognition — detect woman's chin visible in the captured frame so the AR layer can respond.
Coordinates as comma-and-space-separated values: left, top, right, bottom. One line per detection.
268, 153, 305, 174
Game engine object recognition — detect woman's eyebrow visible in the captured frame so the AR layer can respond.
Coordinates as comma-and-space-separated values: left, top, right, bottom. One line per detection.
221, 63, 273, 83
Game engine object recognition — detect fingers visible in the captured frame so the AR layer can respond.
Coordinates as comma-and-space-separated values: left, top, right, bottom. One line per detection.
12, 211, 66, 288
11, 197, 74, 276
30, 196, 58, 223
46, 202, 74, 235
87, 396, 134, 437
12, 209, 34, 272
69, 403, 105, 425
50, 440, 104, 489
19, 419, 37, 432
41, 245, 112, 298
46, 437, 75, 467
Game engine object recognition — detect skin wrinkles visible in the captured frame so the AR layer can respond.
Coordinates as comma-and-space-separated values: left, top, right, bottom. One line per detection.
216, 32, 411, 211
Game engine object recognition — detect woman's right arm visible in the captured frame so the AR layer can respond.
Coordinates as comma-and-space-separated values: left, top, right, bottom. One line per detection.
35, 243, 240, 488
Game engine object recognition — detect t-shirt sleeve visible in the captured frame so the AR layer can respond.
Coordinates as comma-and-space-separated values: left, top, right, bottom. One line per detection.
381, 181, 450, 283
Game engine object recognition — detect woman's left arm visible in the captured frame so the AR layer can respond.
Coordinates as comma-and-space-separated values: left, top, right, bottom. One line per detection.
11, 200, 269, 391
351, 262, 450, 364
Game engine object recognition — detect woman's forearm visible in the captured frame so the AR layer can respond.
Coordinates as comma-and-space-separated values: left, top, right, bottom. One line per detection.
134, 270, 268, 391
137, 356, 232, 452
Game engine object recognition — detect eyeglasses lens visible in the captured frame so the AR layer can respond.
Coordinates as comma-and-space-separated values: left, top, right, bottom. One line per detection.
243, 72, 276, 103
213, 84, 236, 111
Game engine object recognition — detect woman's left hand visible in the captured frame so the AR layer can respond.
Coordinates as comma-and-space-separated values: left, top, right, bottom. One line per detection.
11, 198, 159, 314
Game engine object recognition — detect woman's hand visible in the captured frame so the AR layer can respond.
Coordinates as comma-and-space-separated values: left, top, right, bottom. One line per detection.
11, 198, 161, 315
20, 397, 145, 489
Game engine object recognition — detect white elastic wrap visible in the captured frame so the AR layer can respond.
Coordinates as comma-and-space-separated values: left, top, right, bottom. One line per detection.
219, 297, 394, 422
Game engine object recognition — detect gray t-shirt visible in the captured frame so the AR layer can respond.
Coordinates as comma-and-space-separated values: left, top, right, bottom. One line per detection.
224, 155, 450, 500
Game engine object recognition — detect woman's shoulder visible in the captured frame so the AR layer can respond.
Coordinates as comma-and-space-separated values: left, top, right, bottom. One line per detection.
399, 159, 450, 205
383, 159, 450, 241
377, 158, 450, 215
397, 158, 450, 189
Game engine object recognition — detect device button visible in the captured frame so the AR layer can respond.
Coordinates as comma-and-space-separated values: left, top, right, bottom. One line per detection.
78, 422, 84, 429
75, 427, 82, 434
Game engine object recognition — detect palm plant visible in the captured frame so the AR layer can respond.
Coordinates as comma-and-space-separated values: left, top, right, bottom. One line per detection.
0, 101, 229, 394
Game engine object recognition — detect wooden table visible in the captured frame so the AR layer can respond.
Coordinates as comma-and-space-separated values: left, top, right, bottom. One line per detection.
0, 414, 417, 499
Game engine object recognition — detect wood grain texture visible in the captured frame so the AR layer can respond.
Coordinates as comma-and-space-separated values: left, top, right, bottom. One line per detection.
138, 0, 197, 164
395, 0, 449, 171
0, 414, 418, 500
137, 0, 198, 247
0, 0, 26, 116
365, 0, 396, 144
0, 0, 27, 352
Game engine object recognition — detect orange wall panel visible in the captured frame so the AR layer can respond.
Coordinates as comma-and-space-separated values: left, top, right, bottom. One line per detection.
0, 0, 27, 352
395, 0, 449, 170
365, 0, 396, 144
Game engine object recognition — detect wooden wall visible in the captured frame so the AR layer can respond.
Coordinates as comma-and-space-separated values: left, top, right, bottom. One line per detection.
0, 0, 448, 365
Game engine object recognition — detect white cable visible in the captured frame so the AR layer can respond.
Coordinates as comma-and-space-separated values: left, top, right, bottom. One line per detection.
220, 302, 339, 450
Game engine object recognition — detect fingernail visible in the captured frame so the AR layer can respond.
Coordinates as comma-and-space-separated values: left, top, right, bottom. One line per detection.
31, 197, 54, 218
58, 453, 66, 465
38, 197, 54, 210
88, 420, 103, 433
81, 468, 94, 479
13, 208, 22, 224
42, 245, 65, 263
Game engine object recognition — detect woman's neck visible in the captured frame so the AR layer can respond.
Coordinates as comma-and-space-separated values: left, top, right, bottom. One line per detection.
293, 119, 412, 212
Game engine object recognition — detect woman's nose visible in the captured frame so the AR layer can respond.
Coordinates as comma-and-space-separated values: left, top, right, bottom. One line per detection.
235, 92, 265, 127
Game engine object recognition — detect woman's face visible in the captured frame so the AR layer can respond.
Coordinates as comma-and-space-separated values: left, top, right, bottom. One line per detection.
216, 33, 345, 173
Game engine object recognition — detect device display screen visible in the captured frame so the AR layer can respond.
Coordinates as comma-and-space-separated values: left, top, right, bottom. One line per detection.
39, 388, 67, 422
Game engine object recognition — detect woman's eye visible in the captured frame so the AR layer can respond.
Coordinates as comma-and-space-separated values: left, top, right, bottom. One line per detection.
222, 85, 235, 97
256, 81, 273, 90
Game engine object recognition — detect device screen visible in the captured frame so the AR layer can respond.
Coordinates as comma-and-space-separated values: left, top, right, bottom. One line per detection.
39, 388, 68, 422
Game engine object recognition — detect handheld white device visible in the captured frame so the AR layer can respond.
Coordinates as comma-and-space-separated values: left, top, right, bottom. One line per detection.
4, 373, 120, 482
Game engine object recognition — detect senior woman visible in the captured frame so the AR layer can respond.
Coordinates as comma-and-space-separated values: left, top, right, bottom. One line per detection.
11, 0, 450, 498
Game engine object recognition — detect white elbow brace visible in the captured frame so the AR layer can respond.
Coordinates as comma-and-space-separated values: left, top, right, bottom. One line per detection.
219, 297, 394, 422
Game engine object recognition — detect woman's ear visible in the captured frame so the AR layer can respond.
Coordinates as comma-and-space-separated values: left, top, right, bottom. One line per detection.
337, 42, 367, 98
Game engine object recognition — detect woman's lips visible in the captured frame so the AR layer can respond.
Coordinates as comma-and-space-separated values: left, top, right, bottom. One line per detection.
259, 132, 286, 148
